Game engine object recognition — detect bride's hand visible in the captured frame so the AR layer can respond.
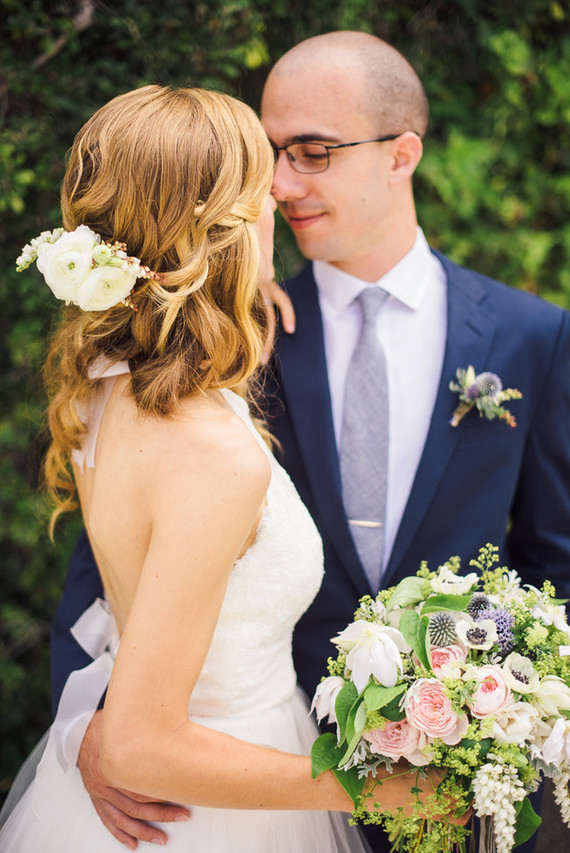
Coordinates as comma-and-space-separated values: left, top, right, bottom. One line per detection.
78, 710, 190, 849
259, 278, 296, 364
257, 196, 295, 363
363, 762, 472, 825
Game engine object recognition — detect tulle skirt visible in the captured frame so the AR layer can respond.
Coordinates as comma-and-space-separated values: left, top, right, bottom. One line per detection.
0, 688, 368, 853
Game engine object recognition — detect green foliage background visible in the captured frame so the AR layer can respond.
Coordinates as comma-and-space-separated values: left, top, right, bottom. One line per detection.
1, 0, 569, 798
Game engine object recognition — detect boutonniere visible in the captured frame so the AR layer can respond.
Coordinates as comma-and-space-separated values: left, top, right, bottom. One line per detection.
449, 366, 522, 428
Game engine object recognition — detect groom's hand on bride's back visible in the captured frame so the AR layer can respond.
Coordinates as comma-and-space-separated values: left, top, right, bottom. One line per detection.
78, 711, 190, 849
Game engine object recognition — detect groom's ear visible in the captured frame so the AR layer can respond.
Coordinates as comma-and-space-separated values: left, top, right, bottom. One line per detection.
388, 132, 423, 183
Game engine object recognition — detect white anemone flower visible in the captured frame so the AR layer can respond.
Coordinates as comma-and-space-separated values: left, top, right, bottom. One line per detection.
502, 652, 540, 694
431, 566, 478, 595
456, 617, 498, 650
332, 621, 411, 693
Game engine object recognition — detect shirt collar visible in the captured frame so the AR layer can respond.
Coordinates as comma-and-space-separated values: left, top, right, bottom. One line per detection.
313, 228, 436, 317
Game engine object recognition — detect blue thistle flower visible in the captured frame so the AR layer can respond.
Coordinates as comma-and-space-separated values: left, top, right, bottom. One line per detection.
429, 612, 457, 647
475, 372, 502, 399
466, 383, 481, 401
467, 593, 491, 620
478, 606, 515, 655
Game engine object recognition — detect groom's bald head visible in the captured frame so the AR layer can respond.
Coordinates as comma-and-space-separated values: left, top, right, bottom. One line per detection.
264, 31, 428, 139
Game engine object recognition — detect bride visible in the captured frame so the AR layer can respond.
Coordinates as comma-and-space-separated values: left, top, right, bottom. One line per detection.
0, 85, 446, 852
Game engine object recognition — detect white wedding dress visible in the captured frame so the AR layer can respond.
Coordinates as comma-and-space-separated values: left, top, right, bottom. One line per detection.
0, 366, 368, 853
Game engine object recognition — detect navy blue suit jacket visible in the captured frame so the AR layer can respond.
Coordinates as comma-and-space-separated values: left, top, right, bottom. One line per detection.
50, 251, 568, 851
262, 253, 570, 699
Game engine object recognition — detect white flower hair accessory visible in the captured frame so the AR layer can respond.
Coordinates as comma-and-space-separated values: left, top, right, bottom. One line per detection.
16, 225, 166, 311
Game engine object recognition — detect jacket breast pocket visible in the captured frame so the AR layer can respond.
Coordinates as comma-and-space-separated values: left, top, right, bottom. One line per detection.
452, 416, 521, 450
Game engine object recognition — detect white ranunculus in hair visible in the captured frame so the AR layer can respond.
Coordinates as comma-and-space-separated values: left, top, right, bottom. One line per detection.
36, 225, 99, 303
76, 264, 138, 311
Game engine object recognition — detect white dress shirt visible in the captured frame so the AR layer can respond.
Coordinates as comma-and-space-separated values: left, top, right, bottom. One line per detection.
313, 228, 447, 574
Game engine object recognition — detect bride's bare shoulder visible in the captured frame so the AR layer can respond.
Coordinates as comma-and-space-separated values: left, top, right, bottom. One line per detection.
134, 390, 270, 491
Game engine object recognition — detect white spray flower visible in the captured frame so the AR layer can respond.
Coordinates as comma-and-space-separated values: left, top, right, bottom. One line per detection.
431, 566, 478, 595
531, 675, 570, 718
332, 620, 411, 693
310, 676, 345, 733
472, 761, 526, 853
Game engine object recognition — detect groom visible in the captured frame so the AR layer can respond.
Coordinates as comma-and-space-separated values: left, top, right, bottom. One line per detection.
260, 29, 570, 711
51, 31, 570, 851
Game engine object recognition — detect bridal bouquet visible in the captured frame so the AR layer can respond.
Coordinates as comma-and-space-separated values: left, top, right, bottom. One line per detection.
311, 545, 570, 853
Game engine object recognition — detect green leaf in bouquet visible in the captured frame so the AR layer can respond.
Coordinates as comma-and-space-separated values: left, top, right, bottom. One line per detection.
478, 737, 493, 760
311, 732, 344, 778
335, 681, 359, 743
561, 709, 570, 720
420, 593, 472, 614
363, 683, 406, 712
398, 610, 431, 670
332, 765, 365, 804
311, 734, 366, 803
385, 576, 431, 612
381, 694, 407, 722
460, 737, 493, 763
340, 700, 368, 765
513, 797, 541, 848
510, 752, 529, 771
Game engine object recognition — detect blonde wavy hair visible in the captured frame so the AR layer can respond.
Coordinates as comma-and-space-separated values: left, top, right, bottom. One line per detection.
44, 85, 274, 531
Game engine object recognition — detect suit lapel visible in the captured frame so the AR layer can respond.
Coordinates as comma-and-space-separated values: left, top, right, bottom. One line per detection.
384, 253, 498, 583
277, 267, 370, 596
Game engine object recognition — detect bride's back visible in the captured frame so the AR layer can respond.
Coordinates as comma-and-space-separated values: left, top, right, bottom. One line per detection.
73, 372, 269, 633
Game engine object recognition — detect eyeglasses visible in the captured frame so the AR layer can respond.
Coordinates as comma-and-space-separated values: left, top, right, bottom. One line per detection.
271, 134, 413, 174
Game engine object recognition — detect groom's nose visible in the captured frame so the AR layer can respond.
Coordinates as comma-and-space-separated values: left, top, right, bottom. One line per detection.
271, 151, 310, 203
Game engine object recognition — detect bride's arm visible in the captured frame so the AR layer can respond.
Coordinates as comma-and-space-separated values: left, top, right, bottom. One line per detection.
99, 414, 352, 812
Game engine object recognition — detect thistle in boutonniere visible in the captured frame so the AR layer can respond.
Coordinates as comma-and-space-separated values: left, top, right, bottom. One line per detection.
449, 366, 522, 428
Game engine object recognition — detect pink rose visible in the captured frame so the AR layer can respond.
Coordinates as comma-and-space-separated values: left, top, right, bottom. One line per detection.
468, 664, 512, 719
364, 719, 429, 766
430, 644, 467, 677
406, 678, 469, 745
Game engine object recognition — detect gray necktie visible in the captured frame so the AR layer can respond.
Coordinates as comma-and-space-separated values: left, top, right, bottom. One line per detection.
340, 287, 389, 590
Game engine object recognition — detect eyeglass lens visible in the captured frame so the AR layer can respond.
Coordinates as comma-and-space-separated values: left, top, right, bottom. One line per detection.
284, 143, 330, 174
